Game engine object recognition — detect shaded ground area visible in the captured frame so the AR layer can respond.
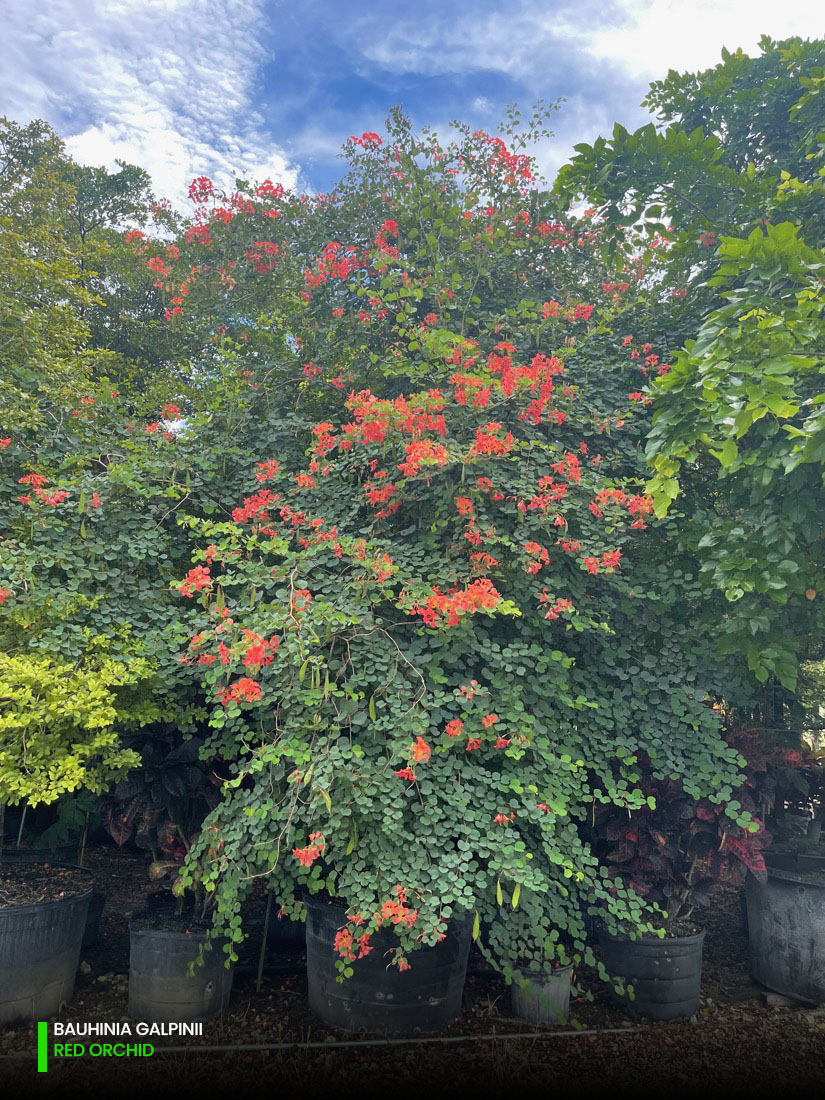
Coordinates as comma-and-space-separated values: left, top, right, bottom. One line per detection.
2, 845, 823, 1096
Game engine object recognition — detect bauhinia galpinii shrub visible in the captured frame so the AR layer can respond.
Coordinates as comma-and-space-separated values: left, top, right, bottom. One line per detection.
176, 333, 746, 977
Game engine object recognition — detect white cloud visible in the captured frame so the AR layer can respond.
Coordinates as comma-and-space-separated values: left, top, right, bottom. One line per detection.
0, 0, 300, 206
585, 0, 825, 77
348, 0, 823, 88
352, 8, 564, 84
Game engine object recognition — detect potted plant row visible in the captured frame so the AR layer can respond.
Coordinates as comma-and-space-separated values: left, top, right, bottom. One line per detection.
0, 654, 141, 1025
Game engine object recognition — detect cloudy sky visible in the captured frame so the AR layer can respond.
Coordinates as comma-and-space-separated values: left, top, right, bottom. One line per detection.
1, 0, 822, 205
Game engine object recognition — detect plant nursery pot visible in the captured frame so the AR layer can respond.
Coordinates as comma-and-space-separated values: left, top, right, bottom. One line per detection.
764, 850, 825, 874
245, 897, 306, 951
0, 843, 80, 865
267, 908, 306, 950
510, 964, 573, 1025
81, 891, 106, 948
746, 865, 825, 1003
0, 864, 93, 1026
128, 916, 234, 1023
783, 812, 812, 837
598, 928, 705, 1020
304, 895, 472, 1035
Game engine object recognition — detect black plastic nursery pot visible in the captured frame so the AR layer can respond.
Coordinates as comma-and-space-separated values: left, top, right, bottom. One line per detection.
746, 866, 825, 1003
304, 896, 472, 1035
510, 964, 573, 1025
0, 864, 93, 1026
245, 897, 306, 951
0, 843, 80, 865
764, 849, 825, 874
598, 928, 705, 1020
128, 916, 235, 1023
81, 890, 106, 948
267, 908, 306, 949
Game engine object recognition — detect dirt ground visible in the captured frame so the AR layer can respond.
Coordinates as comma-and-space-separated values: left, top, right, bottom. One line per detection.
2, 844, 823, 1097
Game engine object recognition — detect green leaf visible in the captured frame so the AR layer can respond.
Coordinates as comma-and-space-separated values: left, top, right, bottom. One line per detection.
716, 439, 738, 468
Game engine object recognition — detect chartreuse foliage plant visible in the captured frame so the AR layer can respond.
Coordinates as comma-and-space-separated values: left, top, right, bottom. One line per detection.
0, 654, 142, 808
176, 328, 746, 976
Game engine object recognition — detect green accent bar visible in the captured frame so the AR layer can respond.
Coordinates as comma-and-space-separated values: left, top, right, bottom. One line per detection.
37, 1022, 47, 1073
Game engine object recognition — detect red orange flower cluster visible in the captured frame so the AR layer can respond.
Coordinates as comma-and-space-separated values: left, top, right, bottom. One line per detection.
178, 565, 212, 597
408, 577, 501, 628
217, 677, 262, 706
292, 831, 325, 867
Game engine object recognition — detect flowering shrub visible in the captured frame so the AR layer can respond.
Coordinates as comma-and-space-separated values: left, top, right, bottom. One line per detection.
2, 97, 800, 978
177, 332, 745, 971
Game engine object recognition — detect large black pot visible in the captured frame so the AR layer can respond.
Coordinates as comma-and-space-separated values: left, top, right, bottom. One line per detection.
0, 865, 93, 1026
746, 866, 825, 1003
0, 844, 80, 865
244, 897, 306, 951
764, 850, 825, 874
304, 896, 472, 1035
598, 928, 705, 1020
82, 891, 106, 948
128, 916, 234, 1023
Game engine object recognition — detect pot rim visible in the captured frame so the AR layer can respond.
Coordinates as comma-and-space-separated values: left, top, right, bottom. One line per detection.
129, 916, 215, 938
757, 866, 825, 887
513, 962, 574, 979
598, 927, 705, 946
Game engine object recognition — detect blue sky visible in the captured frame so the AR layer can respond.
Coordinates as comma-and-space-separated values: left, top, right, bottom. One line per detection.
1, 0, 822, 206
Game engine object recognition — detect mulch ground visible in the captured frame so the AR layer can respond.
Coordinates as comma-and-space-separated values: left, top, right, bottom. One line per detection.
2, 844, 824, 1096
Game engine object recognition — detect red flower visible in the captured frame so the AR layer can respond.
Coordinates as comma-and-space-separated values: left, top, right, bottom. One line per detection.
293, 831, 325, 867
19, 473, 47, 490
351, 132, 382, 148
36, 489, 70, 506
228, 677, 261, 703
178, 565, 212, 597
410, 736, 431, 763
188, 176, 214, 203
394, 767, 418, 782
482, 714, 498, 728
445, 719, 464, 739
